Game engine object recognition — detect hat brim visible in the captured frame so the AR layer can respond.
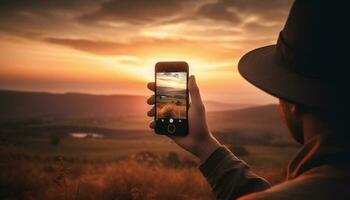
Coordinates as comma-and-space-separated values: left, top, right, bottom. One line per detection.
238, 45, 325, 107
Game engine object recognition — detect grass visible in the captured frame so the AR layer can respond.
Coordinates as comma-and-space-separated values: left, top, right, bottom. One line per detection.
0, 93, 298, 199
5, 135, 297, 164
1, 142, 296, 200
0, 158, 214, 200
156, 103, 186, 119
0, 127, 299, 199
6, 137, 193, 160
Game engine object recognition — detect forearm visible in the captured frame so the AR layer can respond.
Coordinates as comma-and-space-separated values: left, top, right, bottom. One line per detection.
193, 133, 222, 164
199, 147, 271, 200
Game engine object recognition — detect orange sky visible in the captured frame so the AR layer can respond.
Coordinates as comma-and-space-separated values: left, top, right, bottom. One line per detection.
0, 0, 293, 104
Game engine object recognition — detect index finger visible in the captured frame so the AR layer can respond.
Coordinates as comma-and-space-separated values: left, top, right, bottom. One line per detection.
147, 82, 155, 91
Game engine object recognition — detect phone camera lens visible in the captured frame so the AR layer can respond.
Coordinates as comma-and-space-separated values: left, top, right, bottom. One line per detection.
167, 124, 176, 134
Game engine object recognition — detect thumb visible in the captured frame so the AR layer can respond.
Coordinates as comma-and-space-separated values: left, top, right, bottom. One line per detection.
188, 75, 204, 107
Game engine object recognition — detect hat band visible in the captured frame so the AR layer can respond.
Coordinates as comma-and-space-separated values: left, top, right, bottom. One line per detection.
276, 31, 321, 78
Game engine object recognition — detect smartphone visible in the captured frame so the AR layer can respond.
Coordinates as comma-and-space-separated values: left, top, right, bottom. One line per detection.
155, 61, 189, 136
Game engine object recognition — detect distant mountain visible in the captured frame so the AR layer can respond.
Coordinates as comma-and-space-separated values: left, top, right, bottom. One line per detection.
0, 90, 149, 120
0, 90, 294, 144
207, 104, 289, 136
0, 90, 289, 139
156, 86, 186, 97
0, 90, 252, 121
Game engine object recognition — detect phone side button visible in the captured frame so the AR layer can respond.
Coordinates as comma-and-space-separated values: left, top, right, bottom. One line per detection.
167, 124, 176, 134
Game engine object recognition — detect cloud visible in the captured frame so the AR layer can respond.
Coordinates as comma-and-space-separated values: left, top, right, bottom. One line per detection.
115, 56, 143, 65
222, 0, 293, 22
0, 0, 293, 62
0, 25, 42, 40
43, 37, 240, 61
43, 37, 187, 56
0, 0, 99, 39
0, 0, 292, 42
76, 0, 292, 26
242, 21, 282, 37
44, 38, 126, 55
197, 2, 241, 24
44, 37, 209, 56
0, 0, 97, 13
78, 0, 190, 24
196, 0, 293, 24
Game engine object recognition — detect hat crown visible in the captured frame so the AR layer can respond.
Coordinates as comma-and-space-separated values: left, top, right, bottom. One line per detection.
237, 0, 348, 109
278, 0, 346, 79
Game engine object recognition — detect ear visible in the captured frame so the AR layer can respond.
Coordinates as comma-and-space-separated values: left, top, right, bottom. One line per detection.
291, 104, 305, 118
279, 99, 303, 118
291, 104, 297, 115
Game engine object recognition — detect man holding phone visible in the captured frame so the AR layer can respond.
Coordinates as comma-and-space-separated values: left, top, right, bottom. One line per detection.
147, 0, 349, 199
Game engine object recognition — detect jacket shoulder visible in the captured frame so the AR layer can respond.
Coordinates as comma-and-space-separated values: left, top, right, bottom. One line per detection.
239, 166, 350, 200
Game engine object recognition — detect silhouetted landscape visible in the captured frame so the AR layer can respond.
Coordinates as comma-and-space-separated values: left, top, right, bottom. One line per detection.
0, 90, 298, 199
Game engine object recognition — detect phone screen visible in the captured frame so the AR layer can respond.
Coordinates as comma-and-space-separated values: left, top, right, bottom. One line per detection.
156, 72, 187, 120
154, 62, 188, 136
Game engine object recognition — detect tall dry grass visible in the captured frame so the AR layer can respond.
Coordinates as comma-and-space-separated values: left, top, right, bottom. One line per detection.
0, 161, 214, 200
0, 148, 214, 200
0, 146, 287, 199
156, 104, 186, 119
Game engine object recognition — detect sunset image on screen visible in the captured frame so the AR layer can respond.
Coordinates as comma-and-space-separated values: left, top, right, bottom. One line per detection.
156, 72, 187, 119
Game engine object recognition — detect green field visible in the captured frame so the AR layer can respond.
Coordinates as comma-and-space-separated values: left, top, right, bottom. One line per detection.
2, 129, 298, 183
4, 134, 297, 162
6, 137, 191, 160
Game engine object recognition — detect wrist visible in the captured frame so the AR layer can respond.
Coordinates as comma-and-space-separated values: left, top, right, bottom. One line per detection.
194, 134, 221, 163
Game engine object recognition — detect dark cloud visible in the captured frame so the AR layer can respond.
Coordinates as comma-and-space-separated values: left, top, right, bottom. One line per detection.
0, 0, 99, 38
197, 2, 241, 23
242, 21, 282, 37
43, 37, 238, 60
43, 37, 202, 55
44, 38, 126, 55
196, 0, 293, 24
0, 0, 292, 59
222, 0, 292, 11
78, 0, 190, 24
0, 25, 42, 40
0, 0, 97, 13
0, 0, 292, 39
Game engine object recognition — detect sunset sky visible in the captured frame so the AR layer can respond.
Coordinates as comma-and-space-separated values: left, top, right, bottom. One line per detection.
0, 0, 293, 104
157, 72, 186, 90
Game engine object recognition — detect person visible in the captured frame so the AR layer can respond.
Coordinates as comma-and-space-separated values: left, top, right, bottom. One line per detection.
147, 0, 350, 199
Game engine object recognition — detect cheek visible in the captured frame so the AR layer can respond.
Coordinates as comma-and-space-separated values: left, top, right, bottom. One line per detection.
287, 116, 304, 144
278, 102, 304, 144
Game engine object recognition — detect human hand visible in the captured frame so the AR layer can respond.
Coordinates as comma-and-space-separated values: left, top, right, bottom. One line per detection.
147, 75, 221, 163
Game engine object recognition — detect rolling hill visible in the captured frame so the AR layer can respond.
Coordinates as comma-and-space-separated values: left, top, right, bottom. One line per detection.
208, 105, 287, 132
0, 90, 291, 141
0, 90, 149, 120
204, 100, 253, 111
0, 90, 252, 120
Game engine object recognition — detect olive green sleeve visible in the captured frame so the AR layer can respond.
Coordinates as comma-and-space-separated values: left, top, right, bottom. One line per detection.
199, 146, 271, 200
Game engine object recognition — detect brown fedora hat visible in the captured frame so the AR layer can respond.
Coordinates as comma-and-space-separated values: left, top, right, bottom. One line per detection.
238, 0, 345, 108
